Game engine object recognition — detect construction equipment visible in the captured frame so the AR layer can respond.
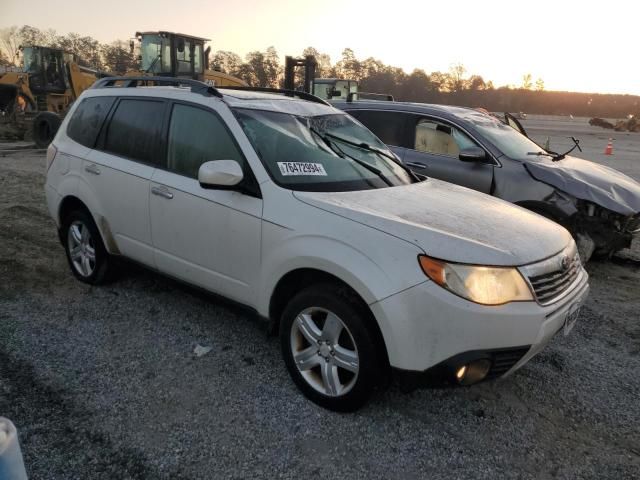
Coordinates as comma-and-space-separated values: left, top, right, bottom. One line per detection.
0, 46, 102, 146
283, 55, 358, 101
130, 31, 247, 87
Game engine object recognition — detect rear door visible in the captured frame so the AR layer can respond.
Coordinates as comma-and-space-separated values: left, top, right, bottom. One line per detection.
346, 109, 411, 161
149, 101, 262, 305
403, 115, 494, 194
85, 97, 167, 266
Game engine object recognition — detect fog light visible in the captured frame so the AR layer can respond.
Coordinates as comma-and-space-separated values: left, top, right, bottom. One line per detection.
456, 359, 491, 386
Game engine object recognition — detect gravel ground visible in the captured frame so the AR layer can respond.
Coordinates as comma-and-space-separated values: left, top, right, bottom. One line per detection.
1, 145, 639, 479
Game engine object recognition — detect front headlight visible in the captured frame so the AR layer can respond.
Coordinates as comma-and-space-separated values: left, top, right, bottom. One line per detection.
418, 255, 534, 306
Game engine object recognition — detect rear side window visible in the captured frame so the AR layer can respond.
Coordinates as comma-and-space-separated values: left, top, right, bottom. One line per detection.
166, 103, 245, 179
102, 99, 165, 164
347, 110, 408, 147
67, 96, 114, 148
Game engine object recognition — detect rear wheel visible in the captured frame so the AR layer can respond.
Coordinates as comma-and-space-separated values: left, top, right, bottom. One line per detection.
280, 284, 382, 412
32, 111, 61, 148
62, 209, 113, 284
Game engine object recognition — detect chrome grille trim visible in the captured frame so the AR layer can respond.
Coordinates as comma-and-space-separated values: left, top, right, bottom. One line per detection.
519, 243, 586, 306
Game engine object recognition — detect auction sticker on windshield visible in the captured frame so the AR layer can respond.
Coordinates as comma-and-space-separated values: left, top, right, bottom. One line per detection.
278, 162, 327, 176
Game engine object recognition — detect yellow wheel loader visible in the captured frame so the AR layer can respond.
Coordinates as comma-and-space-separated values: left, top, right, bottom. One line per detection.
130, 31, 248, 87
0, 46, 102, 147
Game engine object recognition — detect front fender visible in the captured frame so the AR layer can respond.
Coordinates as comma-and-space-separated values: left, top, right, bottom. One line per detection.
257, 223, 426, 317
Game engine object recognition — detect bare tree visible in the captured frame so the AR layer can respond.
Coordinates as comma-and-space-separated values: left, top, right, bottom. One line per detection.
535, 77, 545, 91
0, 26, 21, 66
522, 73, 533, 90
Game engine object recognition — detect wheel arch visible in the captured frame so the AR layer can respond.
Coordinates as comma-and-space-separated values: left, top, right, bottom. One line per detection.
268, 267, 390, 371
58, 194, 119, 254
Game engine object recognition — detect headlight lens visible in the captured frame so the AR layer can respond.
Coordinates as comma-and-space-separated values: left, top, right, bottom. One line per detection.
418, 255, 534, 305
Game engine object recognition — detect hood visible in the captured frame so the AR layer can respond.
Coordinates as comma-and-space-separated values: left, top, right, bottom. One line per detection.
524, 155, 640, 216
293, 180, 572, 266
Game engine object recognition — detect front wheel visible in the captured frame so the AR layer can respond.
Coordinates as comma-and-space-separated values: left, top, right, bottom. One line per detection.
280, 284, 382, 412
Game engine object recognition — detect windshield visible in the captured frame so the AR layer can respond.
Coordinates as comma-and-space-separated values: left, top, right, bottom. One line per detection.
234, 109, 413, 192
467, 112, 547, 161
140, 34, 171, 74
22, 47, 40, 74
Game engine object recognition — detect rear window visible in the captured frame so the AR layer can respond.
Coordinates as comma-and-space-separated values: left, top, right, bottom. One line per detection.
67, 96, 115, 148
347, 110, 408, 147
102, 99, 165, 165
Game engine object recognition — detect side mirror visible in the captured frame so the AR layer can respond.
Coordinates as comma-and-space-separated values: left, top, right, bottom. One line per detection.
198, 160, 244, 188
459, 147, 487, 162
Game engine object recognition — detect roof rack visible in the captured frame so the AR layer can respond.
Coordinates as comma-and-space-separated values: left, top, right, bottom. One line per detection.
217, 86, 331, 106
90, 76, 223, 98
347, 92, 394, 103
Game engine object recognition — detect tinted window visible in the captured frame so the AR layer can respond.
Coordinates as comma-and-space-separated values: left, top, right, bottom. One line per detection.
103, 99, 165, 164
67, 96, 115, 148
347, 110, 408, 147
414, 119, 476, 158
167, 103, 245, 178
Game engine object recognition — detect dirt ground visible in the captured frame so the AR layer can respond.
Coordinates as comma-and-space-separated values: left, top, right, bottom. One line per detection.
1, 122, 639, 479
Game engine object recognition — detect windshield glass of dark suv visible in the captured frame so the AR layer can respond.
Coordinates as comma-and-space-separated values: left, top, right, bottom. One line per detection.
234, 109, 413, 191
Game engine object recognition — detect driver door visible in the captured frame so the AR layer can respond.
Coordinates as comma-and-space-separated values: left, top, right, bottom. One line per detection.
149, 101, 262, 305
402, 116, 494, 194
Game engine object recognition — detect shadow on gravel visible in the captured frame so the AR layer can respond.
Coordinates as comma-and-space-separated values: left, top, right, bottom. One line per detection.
0, 351, 188, 480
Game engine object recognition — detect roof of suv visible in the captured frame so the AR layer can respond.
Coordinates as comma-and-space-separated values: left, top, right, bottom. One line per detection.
84, 83, 340, 117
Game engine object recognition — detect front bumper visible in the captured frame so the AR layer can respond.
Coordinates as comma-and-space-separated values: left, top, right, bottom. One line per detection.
369, 269, 589, 377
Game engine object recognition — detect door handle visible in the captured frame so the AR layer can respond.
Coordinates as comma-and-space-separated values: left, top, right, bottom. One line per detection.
151, 185, 174, 199
84, 164, 101, 175
405, 161, 428, 170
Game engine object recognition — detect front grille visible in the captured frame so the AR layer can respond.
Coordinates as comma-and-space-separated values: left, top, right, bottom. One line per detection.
528, 253, 581, 304
519, 243, 584, 306
487, 347, 530, 378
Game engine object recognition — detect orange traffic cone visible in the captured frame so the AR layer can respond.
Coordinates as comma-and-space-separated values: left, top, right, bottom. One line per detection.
604, 138, 614, 155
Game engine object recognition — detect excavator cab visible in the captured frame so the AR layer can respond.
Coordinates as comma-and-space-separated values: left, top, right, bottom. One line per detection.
137, 31, 207, 80
21, 46, 70, 95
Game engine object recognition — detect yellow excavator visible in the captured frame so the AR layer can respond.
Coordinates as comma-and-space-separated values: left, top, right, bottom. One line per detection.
129, 31, 247, 86
0, 45, 102, 146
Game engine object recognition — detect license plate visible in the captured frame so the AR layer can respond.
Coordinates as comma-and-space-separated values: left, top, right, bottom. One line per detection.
563, 303, 582, 336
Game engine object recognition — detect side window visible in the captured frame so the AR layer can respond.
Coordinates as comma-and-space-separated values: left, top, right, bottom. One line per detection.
67, 96, 115, 148
414, 119, 476, 158
347, 110, 408, 147
167, 103, 245, 179
102, 99, 165, 164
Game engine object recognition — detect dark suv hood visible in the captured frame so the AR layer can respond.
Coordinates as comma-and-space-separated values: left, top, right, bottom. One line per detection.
524, 155, 640, 216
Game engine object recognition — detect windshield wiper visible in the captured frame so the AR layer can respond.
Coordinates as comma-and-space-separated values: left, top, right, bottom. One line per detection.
309, 127, 392, 186
527, 137, 582, 162
323, 132, 398, 162
320, 131, 420, 181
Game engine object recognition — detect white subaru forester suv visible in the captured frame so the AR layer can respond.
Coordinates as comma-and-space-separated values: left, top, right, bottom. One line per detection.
45, 77, 589, 411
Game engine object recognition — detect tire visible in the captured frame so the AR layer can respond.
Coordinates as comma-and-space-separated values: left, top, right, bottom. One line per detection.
32, 111, 61, 148
62, 209, 113, 284
280, 283, 382, 412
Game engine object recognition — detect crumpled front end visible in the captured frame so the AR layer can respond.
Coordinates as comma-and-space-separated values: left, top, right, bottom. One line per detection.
570, 200, 640, 255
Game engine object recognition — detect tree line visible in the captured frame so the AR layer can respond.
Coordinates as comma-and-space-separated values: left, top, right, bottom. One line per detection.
1, 25, 638, 118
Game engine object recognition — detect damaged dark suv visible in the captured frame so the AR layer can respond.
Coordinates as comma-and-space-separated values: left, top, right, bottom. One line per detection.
334, 101, 640, 261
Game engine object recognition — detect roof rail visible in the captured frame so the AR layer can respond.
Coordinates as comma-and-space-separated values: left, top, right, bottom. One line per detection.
346, 92, 394, 103
90, 76, 223, 98
217, 86, 331, 106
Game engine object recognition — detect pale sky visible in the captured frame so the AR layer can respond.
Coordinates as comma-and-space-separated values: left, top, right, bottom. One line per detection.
2, 0, 639, 95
